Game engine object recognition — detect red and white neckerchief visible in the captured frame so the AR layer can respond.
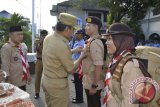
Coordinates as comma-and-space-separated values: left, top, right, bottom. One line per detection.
102, 50, 128, 107
78, 63, 83, 79
18, 45, 29, 81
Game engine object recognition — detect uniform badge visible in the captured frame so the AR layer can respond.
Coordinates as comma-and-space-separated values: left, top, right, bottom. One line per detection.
14, 57, 18, 61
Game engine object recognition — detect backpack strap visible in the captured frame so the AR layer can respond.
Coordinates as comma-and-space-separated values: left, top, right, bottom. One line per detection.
112, 52, 138, 82
100, 38, 107, 61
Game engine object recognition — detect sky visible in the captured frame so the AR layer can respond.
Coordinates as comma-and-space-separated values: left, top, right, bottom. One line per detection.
0, 0, 67, 33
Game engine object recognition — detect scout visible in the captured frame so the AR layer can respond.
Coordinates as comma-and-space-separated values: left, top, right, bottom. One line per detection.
34, 29, 48, 99
82, 16, 104, 107
1, 26, 31, 91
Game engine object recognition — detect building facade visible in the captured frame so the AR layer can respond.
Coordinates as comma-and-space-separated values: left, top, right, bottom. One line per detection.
141, 8, 160, 39
50, 0, 109, 32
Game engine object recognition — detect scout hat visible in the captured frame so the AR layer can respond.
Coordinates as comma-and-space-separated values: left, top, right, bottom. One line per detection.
9, 26, 22, 33
86, 16, 102, 29
103, 23, 135, 37
58, 13, 79, 29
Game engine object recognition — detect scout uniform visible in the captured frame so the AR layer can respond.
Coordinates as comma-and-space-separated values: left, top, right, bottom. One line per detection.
34, 30, 48, 99
41, 13, 78, 107
102, 23, 159, 107
82, 16, 104, 107
107, 57, 144, 107
82, 37, 104, 90
34, 40, 43, 96
1, 40, 28, 87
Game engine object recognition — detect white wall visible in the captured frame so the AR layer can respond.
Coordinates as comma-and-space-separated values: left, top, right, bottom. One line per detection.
141, 8, 160, 39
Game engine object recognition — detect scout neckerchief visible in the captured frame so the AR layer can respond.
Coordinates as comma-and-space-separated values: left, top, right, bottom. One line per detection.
102, 49, 128, 107
18, 45, 29, 81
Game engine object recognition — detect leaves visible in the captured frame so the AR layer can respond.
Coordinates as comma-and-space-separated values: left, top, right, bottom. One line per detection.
0, 13, 31, 51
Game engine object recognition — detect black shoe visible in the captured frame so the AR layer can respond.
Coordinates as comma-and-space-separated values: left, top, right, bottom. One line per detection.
34, 93, 39, 99
72, 100, 83, 103
72, 98, 76, 100
71, 79, 75, 83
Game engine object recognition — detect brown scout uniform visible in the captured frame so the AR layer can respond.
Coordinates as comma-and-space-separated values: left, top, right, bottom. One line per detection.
1, 40, 28, 87
41, 32, 74, 107
107, 59, 144, 107
34, 39, 43, 93
82, 36, 104, 90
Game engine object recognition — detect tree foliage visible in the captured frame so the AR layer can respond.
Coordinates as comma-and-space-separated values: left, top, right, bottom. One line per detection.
99, 0, 153, 23
0, 13, 31, 50
74, 0, 160, 39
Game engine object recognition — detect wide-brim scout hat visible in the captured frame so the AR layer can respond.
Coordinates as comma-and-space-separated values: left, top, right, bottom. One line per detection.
86, 16, 102, 29
58, 13, 79, 29
103, 23, 135, 37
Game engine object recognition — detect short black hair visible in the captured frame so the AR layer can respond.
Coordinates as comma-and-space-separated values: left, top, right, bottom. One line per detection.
55, 22, 72, 32
40, 30, 48, 35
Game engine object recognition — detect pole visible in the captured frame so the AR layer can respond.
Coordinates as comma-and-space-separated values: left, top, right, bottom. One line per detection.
32, 0, 35, 53
39, 0, 41, 30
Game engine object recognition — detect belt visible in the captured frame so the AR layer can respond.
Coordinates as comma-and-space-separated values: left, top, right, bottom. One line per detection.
37, 57, 42, 60
44, 73, 67, 79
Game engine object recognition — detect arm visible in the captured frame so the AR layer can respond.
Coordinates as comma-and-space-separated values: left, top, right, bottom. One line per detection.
90, 40, 104, 85
56, 44, 86, 74
93, 65, 103, 85
71, 46, 83, 54
72, 50, 87, 73
1, 46, 11, 82
121, 60, 144, 107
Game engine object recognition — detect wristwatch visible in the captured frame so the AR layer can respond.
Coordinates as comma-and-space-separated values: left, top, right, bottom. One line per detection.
91, 84, 98, 89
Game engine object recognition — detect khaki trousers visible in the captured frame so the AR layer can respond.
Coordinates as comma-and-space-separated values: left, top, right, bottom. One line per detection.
35, 59, 43, 93
41, 75, 69, 107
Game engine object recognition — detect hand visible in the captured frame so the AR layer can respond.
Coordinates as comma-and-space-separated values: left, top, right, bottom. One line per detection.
75, 46, 83, 53
0, 70, 6, 82
89, 88, 97, 95
80, 51, 87, 59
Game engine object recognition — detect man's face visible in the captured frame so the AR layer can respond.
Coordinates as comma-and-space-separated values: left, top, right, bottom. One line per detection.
10, 31, 23, 45
65, 27, 75, 40
40, 34, 47, 42
85, 23, 97, 36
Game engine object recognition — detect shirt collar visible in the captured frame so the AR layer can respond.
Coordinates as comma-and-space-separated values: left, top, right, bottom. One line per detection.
89, 34, 101, 41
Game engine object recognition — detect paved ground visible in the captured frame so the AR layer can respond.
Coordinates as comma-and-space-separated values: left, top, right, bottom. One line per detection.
26, 74, 88, 107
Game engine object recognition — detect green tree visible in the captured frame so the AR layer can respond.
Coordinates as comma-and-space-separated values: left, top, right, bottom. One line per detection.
99, 0, 153, 22
0, 13, 31, 50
